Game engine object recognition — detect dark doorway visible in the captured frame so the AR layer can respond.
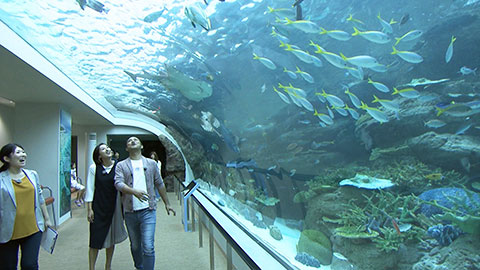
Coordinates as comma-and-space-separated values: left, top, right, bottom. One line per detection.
107, 134, 167, 178
71, 135, 78, 167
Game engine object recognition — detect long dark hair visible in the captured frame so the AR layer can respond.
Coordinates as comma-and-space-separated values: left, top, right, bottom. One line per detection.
0, 143, 24, 172
149, 151, 159, 162
92, 143, 107, 165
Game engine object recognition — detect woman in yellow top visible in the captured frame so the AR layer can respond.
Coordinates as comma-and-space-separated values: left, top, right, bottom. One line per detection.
0, 143, 53, 270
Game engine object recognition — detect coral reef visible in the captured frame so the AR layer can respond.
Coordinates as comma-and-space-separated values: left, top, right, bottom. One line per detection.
307, 166, 367, 186
334, 226, 378, 239
371, 157, 466, 193
331, 235, 401, 270
293, 165, 366, 202
419, 188, 480, 235
418, 187, 480, 217
295, 160, 466, 202
339, 174, 395, 189
295, 252, 321, 268
427, 224, 462, 246
297, 229, 332, 265
412, 236, 480, 270
435, 212, 480, 236
370, 225, 425, 253
371, 227, 404, 253
332, 191, 425, 253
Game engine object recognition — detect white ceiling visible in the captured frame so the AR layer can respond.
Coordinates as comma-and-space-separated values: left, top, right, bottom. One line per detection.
0, 44, 111, 126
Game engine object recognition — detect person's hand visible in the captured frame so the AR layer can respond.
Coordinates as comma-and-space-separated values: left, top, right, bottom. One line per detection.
133, 189, 149, 202
87, 209, 94, 223
45, 219, 54, 228
165, 205, 176, 216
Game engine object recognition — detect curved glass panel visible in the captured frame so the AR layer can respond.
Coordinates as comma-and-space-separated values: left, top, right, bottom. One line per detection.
2, 0, 480, 269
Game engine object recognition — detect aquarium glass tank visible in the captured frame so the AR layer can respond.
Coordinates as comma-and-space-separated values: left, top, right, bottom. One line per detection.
1, 0, 480, 269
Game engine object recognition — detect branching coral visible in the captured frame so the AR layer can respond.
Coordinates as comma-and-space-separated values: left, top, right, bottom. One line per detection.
368, 157, 467, 193
293, 166, 367, 202
372, 225, 425, 252
295, 160, 466, 202
338, 201, 369, 228
334, 191, 426, 252
363, 190, 420, 224
372, 227, 403, 253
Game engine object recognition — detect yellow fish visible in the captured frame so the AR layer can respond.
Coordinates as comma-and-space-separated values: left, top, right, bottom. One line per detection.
346, 14, 364, 25
424, 173, 444, 181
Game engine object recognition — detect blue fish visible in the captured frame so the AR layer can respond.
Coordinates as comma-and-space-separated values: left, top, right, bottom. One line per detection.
144, 9, 166, 23
76, 0, 108, 13
226, 159, 257, 169
298, 119, 311, 125
435, 102, 453, 109
466, 100, 480, 110
218, 123, 240, 153
459, 66, 477, 76
456, 124, 472, 135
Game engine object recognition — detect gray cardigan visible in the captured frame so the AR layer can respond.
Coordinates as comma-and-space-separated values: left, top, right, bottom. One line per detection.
0, 169, 46, 243
114, 157, 164, 213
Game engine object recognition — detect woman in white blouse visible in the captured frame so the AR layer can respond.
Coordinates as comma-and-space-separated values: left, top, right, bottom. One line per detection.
149, 151, 162, 201
85, 143, 127, 270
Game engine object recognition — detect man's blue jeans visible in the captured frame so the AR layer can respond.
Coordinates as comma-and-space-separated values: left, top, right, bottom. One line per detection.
125, 209, 156, 270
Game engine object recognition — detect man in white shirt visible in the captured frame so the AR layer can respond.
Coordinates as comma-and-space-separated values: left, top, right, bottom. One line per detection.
114, 137, 175, 270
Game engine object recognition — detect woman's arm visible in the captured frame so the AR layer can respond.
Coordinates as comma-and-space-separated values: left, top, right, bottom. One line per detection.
84, 164, 96, 202
85, 165, 96, 222
40, 203, 53, 228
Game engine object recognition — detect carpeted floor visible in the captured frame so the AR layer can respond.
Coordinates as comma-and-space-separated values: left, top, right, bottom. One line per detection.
38, 193, 226, 270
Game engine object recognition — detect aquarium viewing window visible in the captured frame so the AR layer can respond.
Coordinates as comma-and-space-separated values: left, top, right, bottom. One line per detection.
2, 0, 480, 269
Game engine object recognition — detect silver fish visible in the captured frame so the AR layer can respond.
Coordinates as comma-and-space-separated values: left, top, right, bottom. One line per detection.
459, 66, 477, 76
456, 123, 472, 135
333, 252, 348, 261
424, 119, 446, 128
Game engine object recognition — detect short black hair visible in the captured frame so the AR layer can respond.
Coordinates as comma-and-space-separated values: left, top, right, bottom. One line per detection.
0, 143, 24, 172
